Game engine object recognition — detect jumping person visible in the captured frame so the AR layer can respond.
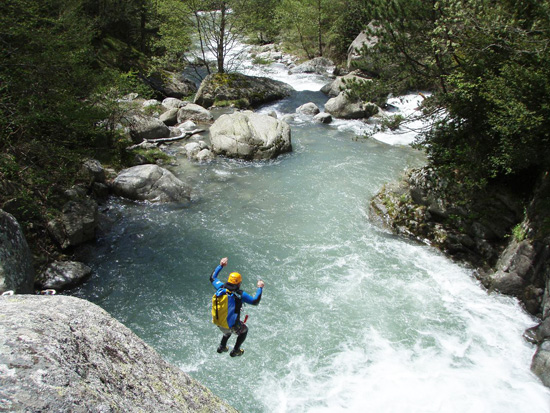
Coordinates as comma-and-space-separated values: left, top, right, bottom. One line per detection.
210, 257, 264, 357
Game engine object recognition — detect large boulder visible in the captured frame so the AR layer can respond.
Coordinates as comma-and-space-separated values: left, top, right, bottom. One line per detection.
324, 91, 380, 119
112, 164, 190, 203
47, 198, 99, 250
0, 210, 34, 294
0, 295, 237, 412
347, 24, 380, 73
210, 111, 292, 160
194, 73, 294, 109
129, 115, 171, 144
36, 261, 92, 291
177, 103, 214, 123
144, 70, 197, 99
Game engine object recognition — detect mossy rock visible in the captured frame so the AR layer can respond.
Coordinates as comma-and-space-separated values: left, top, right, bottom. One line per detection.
194, 73, 293, 109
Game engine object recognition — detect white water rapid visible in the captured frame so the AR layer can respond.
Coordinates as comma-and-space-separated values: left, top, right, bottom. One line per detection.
73, 47, 550, 412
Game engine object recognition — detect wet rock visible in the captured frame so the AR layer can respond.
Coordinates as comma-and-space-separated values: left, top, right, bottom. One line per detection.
0, 295, 237, 412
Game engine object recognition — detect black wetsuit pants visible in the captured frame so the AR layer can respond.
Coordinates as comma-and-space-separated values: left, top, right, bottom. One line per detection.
220, 321, 248, 351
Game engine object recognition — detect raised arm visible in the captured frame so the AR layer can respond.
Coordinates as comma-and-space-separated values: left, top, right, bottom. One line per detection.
242, 280, 264, 305
210, 257, 228, 289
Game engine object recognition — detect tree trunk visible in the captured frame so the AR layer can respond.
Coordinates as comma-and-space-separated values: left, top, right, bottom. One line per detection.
317, 0, 323, 56
217, 2, 227, 74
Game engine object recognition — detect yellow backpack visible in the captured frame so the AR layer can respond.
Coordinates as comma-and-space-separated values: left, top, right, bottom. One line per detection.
212, 288, 238, 329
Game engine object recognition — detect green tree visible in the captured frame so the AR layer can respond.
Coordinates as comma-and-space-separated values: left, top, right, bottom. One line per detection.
0, 0, 117, 232
232, 0, 281, 44
276, 0, 336, 58
351, 0, 550, 189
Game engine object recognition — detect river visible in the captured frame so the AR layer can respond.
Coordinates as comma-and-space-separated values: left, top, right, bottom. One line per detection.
72, 48, 550, 412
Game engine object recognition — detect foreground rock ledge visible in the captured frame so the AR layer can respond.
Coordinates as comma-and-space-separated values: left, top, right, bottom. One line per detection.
0, 295, 237, 413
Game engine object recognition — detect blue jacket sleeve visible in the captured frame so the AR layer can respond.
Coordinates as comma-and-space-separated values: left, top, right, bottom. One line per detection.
210, 265, 224, 289
242, 287, 262, 305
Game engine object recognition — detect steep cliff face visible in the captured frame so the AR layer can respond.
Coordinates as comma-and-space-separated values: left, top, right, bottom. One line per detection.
0, 295, 237, 413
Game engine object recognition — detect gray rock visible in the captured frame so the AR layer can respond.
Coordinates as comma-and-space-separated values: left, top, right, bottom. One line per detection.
0, 210, 34, 294
144, 71, 197, 99
162, 97, 187, 109
48, 199, 98, 249
177, 103, 214, 123
313, 112, 333, 124
159, 108, 179, 126
289, 57, 335, 75
532, 340, 550, 387
183, 142, 203, 159
194, 73, 294, 109
143, 99, 163, 108
296, 102, 320, 116
112, 164, 190, 203
325, 91, 380, 119
80, 159, 106, 184
321, 73, 371, 97
347, 24, 380, 73
0, 295, 237, 412
488, 270, 524, 295
130, 116, 171, 143
196, 148, 215, 162
210, 112, 292, 160
180, 120, 198, 131
36, 261, 92, 291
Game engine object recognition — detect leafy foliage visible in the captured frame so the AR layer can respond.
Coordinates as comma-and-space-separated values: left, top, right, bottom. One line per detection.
350, 0, 550, 190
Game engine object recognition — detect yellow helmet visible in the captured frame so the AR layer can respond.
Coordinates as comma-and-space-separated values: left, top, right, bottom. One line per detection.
228, 272, 242, 285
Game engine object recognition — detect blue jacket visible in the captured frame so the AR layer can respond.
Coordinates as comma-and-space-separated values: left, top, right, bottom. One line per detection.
210, 265, 263, 313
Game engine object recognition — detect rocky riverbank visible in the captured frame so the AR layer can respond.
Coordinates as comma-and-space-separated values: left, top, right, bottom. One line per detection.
370, 166, 550, 386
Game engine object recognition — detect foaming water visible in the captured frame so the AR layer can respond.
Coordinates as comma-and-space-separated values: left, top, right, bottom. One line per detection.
73, 56, 550, 412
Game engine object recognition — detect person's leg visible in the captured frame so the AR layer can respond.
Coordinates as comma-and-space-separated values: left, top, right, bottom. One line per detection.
217, 328, 231, 353
230, 323, 248, 357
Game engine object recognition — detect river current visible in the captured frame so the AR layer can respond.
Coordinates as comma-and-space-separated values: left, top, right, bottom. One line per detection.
73, 51, 550, 412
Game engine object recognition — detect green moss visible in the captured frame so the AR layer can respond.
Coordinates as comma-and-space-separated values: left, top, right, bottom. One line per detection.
126, 148, 172, 166
252, 56, 273, 65
213, 98, 250, 109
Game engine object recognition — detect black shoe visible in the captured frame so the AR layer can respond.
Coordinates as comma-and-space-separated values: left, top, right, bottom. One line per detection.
217, 345, 229, 353
230, 348, 244, 357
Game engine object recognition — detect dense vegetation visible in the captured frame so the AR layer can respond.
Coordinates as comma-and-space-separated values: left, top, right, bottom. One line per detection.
1, 0, 549, 262
355, 0, 550, 195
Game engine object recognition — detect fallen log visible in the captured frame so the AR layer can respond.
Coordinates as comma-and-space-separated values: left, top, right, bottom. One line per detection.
145, 129, 205, 144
